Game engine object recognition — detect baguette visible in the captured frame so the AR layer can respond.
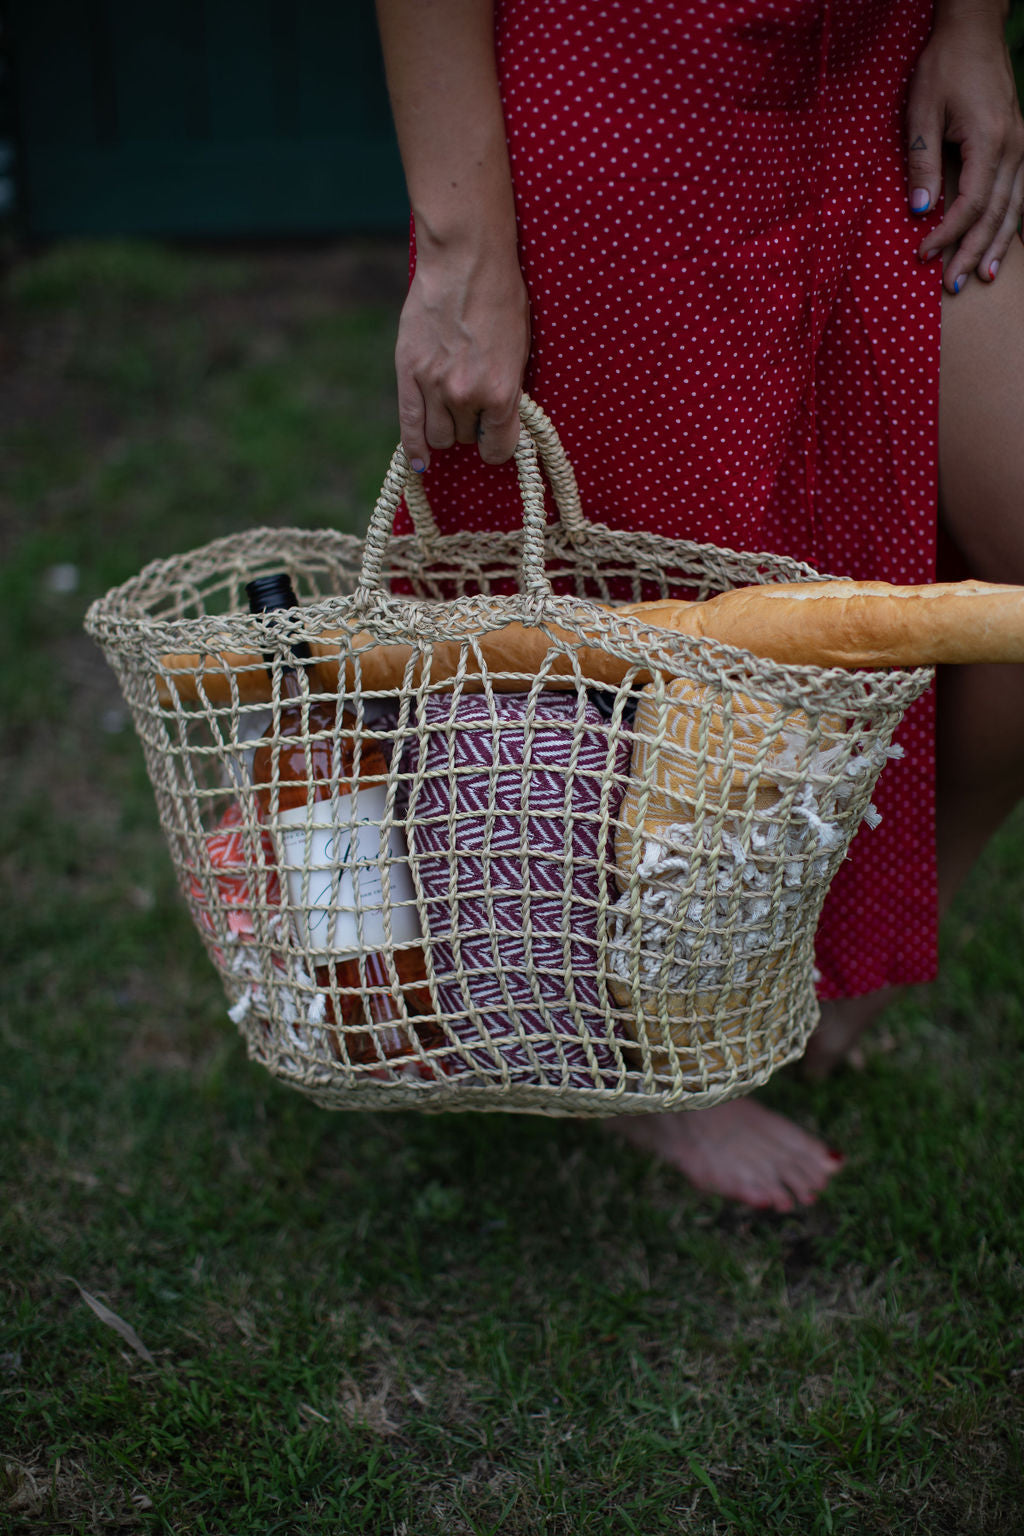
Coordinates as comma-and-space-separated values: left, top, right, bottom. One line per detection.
620, 579, 1024, 669
154, 622, 599, 707
154, 579, 1024, 706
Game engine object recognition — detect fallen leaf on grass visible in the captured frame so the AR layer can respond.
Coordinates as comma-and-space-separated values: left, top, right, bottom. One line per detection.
2, 1457, 41, 1513
337, 1374, 400, 1436
65, 1168, 101, 1189
65, 1278, 156, 1365
232, 1308, 258, 1342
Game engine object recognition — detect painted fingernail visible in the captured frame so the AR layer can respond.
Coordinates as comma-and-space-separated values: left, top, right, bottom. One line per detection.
989, 259, 1000, 280
827, 1148, 845, 1163
910, 188, 931, 213
919, 247, 938, 263
410, 457, 426, 473
953, 274, 965, 294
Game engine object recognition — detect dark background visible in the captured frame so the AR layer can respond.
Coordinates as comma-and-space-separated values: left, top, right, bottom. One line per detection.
0, 0, 405, 240
3, 1, 1024, 245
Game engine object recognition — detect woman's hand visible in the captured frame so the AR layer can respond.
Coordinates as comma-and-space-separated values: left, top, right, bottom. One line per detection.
375, 1, 529, 469
396, 240, 531, 472
906, 6, 1024, 292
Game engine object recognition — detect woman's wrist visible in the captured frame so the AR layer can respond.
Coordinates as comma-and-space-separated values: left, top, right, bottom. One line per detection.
409, 119, 519, 262
413, 174, 521, 272
414, 211, 520, 266
413, 172, 518, 258
931, 0, 1009, 32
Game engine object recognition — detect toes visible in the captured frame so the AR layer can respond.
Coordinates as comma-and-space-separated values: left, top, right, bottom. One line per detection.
712, 1170, 794, 1212
736, 1105, 845, 1206
709, 1148, 804, 1212
750, 1190, 796, 1214
782, 1170, 825, 1206
780, 1148, 845, 1207
603, 1100, 846, 1213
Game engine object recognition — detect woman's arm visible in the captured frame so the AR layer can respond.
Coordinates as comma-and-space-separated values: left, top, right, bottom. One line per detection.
906, 0, 1024, 291
375, 0, 531, 468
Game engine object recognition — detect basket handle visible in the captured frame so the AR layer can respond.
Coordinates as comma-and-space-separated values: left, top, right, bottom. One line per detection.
354, 394, 585, 604
401, 472, 438, 547
518, 394, 588, 538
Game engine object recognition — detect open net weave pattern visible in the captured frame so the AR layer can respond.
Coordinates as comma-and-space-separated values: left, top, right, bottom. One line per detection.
85, 399, 931, 1117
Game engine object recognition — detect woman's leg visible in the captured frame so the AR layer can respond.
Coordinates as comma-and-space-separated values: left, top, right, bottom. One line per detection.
607, 235, 1024, 1207
932, 234, 1024, 903
805, 231, 1024, 1076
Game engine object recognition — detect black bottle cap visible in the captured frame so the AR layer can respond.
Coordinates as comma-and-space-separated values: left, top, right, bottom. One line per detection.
246, 573, 300, 613
245, 572, 312, 667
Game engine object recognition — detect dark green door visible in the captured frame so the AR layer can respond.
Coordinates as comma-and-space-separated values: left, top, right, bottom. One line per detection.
7, 0, 408, 237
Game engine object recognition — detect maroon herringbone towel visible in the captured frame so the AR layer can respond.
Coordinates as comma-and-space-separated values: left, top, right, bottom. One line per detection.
404, 692, 629, 1086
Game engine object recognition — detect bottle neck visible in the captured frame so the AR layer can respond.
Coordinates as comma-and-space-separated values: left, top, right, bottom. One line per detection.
269, 651, 328, 703
279, 664, 306, 702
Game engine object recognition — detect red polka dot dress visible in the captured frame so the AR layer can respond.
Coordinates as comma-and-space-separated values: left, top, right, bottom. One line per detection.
404, 0, 944, 1001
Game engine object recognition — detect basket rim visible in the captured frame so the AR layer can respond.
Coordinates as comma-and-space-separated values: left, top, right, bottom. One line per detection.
83, 522, 934, 710
85, 520, 835, 617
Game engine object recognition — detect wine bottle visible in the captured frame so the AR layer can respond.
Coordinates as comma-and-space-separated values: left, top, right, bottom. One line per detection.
245, 574, 442, 1074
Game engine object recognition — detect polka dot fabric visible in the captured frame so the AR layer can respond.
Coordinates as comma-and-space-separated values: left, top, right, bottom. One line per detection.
401, 0, 944, 1000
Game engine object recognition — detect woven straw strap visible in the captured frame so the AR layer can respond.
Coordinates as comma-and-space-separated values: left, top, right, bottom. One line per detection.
356, 395, 586, 604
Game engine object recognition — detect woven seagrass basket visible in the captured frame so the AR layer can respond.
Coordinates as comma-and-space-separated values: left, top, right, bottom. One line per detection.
85, 397, 931, 1116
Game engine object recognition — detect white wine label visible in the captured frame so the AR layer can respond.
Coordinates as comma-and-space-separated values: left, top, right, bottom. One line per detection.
275, 789, 420, 958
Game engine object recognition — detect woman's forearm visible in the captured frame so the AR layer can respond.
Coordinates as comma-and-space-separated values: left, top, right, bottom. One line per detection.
375, 0, 532, 467
375, 0, 518, 258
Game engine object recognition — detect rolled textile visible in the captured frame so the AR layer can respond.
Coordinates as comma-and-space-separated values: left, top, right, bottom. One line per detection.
608, 677, 893, 1080
404, 691, 630, 1087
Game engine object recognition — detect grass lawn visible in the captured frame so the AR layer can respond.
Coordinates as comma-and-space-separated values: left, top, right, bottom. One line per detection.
1, 239, 1023, 1535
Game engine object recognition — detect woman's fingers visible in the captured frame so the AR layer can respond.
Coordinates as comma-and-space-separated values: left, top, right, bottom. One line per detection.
920, 132, 1002, 280
397, 369, 477, 469
392, 250, 530, 471
942, 151, 1020, 291
423, 392, 459, 452
978, 163, 1024, 283
476, 396, 523, 465
905, 96, 943, 217
398, 375, 522, 470
444, 385, 491, 447
396, 372, 431, 474
904, 16, 1024, 291
423, 385, 520, 457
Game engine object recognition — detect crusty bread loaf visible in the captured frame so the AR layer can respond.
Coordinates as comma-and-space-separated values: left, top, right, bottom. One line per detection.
155, 578, 1024, 706
154, 623, 595, 707
618, 579, 1024, 668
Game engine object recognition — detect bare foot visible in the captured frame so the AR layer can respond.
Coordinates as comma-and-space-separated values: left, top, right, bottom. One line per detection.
801, 988, 894, 1080
605, 1098, 844, 1212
